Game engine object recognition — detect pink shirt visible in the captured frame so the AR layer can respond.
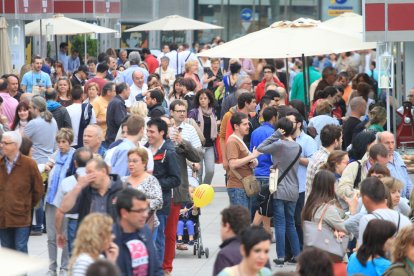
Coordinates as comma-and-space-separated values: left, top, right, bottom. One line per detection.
0, 92, 18, 124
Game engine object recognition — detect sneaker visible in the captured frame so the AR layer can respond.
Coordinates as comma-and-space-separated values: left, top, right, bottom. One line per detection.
273, 258, 285, 266
46, 271, 57, 276
188, 240, 194, 246
176, 240, 183, 244
287, 257, 298, 264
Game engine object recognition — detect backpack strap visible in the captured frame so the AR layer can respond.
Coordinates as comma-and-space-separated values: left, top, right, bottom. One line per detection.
353, 161, 362, 189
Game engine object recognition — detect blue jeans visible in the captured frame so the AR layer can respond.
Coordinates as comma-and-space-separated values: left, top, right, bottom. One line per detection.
177, 219, 195, 236
155, 213, 168, 263
67, 219, 78, 256
0, 227, 31, 253
273, 199, 300, 258
227, 188, 251, 214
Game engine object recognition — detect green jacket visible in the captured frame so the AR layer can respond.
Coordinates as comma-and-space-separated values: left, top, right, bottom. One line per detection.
384, 262, 414, 276
290, 66, 321, 104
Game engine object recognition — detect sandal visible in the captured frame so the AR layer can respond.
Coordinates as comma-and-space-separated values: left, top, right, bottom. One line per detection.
176, 244, 188, 250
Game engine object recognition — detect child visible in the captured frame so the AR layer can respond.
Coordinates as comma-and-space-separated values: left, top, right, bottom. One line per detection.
176, 186, 199, 250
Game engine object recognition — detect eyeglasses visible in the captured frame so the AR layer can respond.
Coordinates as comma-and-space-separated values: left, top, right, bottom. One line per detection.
129, 207, 150, 214
174, 110, 186, 113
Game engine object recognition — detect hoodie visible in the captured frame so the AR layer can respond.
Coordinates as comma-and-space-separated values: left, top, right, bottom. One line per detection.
47, 100, 72, 129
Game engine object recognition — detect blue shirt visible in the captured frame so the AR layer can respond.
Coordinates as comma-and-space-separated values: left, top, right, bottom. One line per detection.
58, 51, 69, 72
388, 151, 413, 198
120, 65, 149, 86
295, 131, 317, 193
250, 122, 274, 177
68, 57, 80, 73
347, 253, 391, 276
21, 71, 52, 93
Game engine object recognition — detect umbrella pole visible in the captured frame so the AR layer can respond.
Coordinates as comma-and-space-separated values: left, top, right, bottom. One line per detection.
301, 54, 308, 112
285, 58, 290, 96
84, 34, 87, 64
55, 36, 58, 61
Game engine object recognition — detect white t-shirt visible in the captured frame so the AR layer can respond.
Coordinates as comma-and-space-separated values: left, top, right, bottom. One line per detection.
358, 208, 411, 244
126, 83, 148, 108
67, 103, 97, 146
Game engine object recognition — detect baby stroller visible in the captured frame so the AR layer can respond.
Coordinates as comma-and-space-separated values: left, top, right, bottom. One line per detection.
179, 211, 209, 259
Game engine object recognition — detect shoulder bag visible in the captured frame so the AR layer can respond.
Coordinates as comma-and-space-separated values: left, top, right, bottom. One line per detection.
303, 203, 349, 257
269, 145, 302, 194
229, 134, 260, 197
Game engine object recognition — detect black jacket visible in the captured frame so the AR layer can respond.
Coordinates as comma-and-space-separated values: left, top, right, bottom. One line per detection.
73, 174, 123, 224
148, 103, 165, 118
106, 95, 127, 145
51, 106, 72, 130
113, 223, 163, 276
213, 237, 242, 276
150, 139, 181, 215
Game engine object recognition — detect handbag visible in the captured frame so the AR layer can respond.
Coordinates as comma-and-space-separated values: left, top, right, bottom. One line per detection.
269, 146, 302, 194
230, 168, 260, 197
303, 203, 349, 257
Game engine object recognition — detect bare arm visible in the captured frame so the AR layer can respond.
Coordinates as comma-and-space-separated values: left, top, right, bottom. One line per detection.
229, 148, 261, 170
299, 157, 309, 166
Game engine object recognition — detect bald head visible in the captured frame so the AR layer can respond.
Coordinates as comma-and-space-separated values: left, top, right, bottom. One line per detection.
276, 87, 287, 102
349, 96, 367, 117
376, 131, 395, 157
132, 70, 145, 88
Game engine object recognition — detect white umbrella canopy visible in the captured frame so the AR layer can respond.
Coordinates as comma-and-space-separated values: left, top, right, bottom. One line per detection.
321, 12, 365, 35
25, 14, 117, 36
0, 17, 12, 76
125, 14, 223, 32
0, 248, 48, 275
198, 18, 376, 59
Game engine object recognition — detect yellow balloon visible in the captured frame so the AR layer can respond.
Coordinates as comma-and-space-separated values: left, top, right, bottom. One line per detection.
193, 184, 215, 208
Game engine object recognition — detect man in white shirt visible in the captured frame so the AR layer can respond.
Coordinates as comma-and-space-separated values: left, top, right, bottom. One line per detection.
66, 86, 97, 147
358, 177, 411, 245
165, 44, 179, 76
126, 70, 148, 108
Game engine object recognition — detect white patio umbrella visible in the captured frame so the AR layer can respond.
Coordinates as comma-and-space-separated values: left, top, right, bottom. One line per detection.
124, 14, 223, 32
25, 14, 117, 36
0, 17, 12, 76
321, 12, 364, 35
198, 18, 376, 59
0, 248, 48, 275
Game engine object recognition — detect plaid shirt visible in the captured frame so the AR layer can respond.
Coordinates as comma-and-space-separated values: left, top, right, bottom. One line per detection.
305, 147, 330, 200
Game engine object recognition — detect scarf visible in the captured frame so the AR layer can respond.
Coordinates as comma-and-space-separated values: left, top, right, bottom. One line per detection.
46, 147, 75, 204
198, 107, 217, 140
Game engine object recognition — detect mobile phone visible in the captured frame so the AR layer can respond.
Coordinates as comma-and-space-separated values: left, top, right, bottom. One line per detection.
178, 127, 183, 133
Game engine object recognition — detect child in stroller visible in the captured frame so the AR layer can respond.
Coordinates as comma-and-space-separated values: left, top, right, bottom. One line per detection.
176, 186, 199, 250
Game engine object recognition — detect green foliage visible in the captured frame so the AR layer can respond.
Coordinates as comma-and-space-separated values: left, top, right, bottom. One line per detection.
71, 34, 98, 59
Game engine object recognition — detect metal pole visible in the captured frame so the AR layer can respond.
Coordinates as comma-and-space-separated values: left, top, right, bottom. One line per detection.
55, 35, 58, 61
395, 42, 402, 135
285, 58, 290, 94
302, 54, 308, 110
84, 34, 87, 62
226, 0, 230, 41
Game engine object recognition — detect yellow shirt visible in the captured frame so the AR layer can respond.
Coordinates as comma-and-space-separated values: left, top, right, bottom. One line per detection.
92, 96, 109, 139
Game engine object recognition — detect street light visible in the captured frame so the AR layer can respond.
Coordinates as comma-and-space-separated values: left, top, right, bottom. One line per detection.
90, 23, 98, 40
114, 21, 121, 38
378, 44, 394, 89
11, 25, 21, 46
46, 23, 54, 42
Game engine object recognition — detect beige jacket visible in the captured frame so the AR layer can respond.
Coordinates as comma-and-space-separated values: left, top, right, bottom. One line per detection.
336, 153, 370, 199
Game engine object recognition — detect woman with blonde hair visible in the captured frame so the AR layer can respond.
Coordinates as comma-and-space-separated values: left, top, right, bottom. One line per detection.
115, 102, 149, 144
381, 177, 410, 216
55, 77, 73, 107
69, 213, 118, 276
83, 82, 99, 104
383, 224, 414, 276
183, 60, 202, 92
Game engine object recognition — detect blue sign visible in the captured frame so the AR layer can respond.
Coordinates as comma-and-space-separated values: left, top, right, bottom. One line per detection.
241, 8, 253, 21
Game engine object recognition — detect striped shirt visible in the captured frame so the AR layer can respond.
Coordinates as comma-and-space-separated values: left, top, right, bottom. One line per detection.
71, 253, 94, 276
175, 122, 202, 149
305, 147, 330, 201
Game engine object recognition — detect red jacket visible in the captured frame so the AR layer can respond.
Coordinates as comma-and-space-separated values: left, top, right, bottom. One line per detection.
255, 76, 286, 104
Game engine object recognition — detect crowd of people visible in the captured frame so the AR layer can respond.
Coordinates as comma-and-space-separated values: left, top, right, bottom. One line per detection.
0, 39, 413, 276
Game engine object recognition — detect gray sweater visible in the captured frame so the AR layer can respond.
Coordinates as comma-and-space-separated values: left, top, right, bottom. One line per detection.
257, 130, 301, 202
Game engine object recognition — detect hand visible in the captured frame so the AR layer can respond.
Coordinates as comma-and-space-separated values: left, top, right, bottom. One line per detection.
77, 174, 95, 189
223, 160, 229, 171
105, 241, 119, 263
0, 115, 8, 126
210, 76, 216, 82
249, 159, 258, 168
57, 233, 67, 248
344, 192, 359, 215
171, 131, 183, 144
44, 164, 52, 173
251, 147, 262, 158
277, 128, 286, 136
